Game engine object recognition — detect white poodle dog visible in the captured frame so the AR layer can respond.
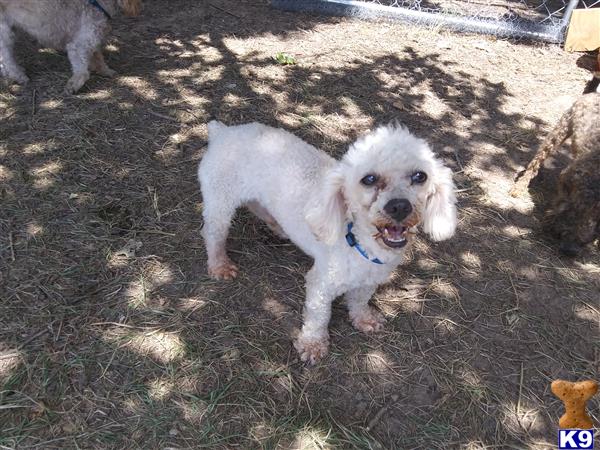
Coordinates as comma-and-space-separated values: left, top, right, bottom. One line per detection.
198, 121, 457, 364
0, 0, 141, 94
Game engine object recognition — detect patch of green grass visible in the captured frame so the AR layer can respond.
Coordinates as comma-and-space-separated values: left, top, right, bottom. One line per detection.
299, 112, 315, 125
0, 414, 57, 448
126, 382, 153, 404
182, 380, 234, 416
273, 52, 296, 65
2, 366, 28, 392
95, 431, 121, 444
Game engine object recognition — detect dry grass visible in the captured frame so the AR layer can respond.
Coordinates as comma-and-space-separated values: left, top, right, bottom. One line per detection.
1, 0, 599, 448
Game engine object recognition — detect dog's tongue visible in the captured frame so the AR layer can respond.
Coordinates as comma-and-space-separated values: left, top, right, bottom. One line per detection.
384, 225, 406, 240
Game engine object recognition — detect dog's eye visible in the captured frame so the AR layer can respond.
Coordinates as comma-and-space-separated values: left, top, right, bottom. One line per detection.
361, 174, 378, 186
411, 171, 427, 184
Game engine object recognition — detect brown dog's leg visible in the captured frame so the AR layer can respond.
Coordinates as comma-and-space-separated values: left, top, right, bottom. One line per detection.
510, 105, 575, 197
91, 51, 116, 77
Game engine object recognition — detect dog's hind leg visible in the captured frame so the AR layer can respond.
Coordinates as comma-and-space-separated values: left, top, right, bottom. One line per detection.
0, 18, 28, 84
246, 201, 288, 239
510, 106, 574, 197
201, 196, 239, 280
294, 265, 336, 364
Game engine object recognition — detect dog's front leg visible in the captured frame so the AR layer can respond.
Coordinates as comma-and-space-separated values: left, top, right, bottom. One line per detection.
64, 30, 103, 94
0, 21, 29, 84
345, 286, 386, 333
294, 265, 335, 365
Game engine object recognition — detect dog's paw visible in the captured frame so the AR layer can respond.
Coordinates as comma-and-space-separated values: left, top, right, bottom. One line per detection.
14, 74, 29, 85
294, 334, 329, 365
64, 74, 89, 95
208, 261, 238, 280
351, 307, 386, 333
64, 82, 79, 95
99, 67, 117, 78
5, 71, 29, 85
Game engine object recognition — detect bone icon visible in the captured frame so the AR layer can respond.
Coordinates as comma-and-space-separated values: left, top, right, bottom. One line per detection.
551, 379, 598, 429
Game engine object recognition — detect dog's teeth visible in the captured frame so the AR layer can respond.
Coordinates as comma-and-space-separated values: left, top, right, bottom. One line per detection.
387, 237, 406, 243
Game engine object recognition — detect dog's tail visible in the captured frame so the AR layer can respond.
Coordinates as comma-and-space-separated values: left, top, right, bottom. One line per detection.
510, 103, 575, 197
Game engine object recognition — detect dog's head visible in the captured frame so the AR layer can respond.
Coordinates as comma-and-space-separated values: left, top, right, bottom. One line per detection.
305, 123, 457, 253
118, 0, 142, 16
544, 157, 600, 257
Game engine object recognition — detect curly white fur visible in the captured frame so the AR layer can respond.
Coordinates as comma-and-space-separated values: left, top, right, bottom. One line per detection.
0, 0, 141, 93
198, 121, 457, 364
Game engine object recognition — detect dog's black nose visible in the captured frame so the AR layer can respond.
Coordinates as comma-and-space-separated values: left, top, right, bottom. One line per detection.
384, 198, 412, 222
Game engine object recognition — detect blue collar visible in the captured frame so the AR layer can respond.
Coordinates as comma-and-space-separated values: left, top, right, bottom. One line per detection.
88, 0, 112, 19
345, 222, 384, 265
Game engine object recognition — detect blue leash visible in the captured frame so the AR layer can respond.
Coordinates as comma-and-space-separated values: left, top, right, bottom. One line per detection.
87, 0, 112, 19
345, 222, 384, 265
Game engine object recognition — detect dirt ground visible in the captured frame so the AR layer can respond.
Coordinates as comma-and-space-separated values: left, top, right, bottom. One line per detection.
1, 0, 599, 448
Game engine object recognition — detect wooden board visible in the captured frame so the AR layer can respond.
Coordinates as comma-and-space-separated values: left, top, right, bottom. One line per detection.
565, 8, 600, 52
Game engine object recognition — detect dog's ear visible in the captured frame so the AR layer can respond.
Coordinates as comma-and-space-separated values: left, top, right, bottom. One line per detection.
305, 164, 346, 245
422, 162, 457, 241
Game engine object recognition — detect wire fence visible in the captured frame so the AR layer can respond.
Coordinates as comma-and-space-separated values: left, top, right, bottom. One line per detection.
272, 0, 597, 42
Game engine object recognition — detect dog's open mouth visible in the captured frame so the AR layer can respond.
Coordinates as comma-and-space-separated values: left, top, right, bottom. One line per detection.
377, 224, 408, 248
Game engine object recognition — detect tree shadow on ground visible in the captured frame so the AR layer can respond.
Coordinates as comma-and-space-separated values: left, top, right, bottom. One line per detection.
1, 0, 598, 448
